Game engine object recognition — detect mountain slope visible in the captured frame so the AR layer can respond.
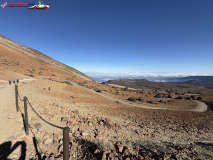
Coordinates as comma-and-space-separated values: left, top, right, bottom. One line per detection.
0, 34, 93, 81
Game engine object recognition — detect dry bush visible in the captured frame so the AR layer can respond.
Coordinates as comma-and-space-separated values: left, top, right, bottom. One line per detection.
93, 138, 114, 152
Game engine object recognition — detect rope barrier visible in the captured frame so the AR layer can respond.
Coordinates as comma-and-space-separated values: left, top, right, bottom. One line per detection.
26, 98, 64, 129
18, 92, 24, 102
17, 89, 64, 129
16, 86, 71, 160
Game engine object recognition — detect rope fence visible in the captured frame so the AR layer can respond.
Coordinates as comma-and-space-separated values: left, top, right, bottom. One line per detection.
15, 84, 70, 160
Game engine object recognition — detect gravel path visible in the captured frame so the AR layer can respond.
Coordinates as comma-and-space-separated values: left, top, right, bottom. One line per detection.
64, 79, 208, 112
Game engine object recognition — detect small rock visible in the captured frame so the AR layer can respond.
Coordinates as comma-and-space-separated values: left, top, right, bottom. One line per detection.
43, 138, 52, 144
7, 135, 15, 140
115, 101, 121, 103
81, 132, 88, 136
115, 130, 119, 133
61, 116, 68, 122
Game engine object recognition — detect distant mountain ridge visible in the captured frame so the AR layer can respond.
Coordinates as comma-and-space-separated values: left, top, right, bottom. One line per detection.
164, 76, 213, 82
106, 77, 213, 93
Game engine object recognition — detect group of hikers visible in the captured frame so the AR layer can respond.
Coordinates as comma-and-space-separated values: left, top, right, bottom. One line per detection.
9, 79, 19, 85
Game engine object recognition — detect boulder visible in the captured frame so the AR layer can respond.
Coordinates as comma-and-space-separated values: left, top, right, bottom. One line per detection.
138, 97, 144, 102
128, 97, 136, 102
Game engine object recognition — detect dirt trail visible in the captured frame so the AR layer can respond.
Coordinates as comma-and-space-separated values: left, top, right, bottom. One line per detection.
0, 84, 26, 144
65, 79, 208, 112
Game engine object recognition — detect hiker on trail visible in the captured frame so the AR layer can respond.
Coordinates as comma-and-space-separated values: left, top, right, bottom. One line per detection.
17, 79, 19, 84
13, 79, 15, 84
9, 80, 11, 85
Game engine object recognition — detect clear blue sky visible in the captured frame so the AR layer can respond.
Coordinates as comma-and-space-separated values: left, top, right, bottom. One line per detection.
1, 0, 213, 79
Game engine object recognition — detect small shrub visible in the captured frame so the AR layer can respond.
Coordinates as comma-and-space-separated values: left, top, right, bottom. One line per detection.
94, 89, 102, 93
197, 96, 203, 100
93, 138, 113, 152
138, 97, 144, 102
190, 95, 195, 99
72, 110, 79, 114
168, 95, 172, 98
27, 70, 33, 73
124, 87, 128, 91
51, 74, 56, 76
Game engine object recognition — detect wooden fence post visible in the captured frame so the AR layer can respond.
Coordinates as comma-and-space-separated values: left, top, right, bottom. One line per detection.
15, 85, 18, 112
63, 127, 70, 160
24, 96, 29, 135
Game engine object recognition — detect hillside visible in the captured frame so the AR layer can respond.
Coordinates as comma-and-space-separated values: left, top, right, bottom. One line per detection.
0, 35, 213, 160
0, 34, 93, 81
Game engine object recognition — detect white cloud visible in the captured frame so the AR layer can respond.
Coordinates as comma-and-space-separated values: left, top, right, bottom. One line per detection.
84, 72, 213, 78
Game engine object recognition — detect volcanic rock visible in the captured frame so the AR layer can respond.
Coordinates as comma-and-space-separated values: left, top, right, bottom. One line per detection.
128, 97, 136, 102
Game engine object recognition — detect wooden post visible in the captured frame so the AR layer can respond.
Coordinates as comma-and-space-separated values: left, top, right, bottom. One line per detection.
15, 85, 18, 112
24, 96, 29, 135
63, 127, 70, 160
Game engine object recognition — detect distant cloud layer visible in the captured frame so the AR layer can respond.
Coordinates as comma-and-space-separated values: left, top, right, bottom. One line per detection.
84, 72, 212, 78
83, 72, 213, 82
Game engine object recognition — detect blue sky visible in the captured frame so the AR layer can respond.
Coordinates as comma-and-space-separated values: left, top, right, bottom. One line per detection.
1, 0, 213, 81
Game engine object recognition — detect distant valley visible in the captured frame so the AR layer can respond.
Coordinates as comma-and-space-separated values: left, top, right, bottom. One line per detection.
105, 77, 213, 94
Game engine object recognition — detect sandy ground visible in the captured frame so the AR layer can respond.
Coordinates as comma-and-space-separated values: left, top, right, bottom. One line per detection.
0, 79, 212, 159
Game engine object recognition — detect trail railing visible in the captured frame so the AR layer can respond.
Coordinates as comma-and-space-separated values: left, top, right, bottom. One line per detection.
15, 84, 70, 160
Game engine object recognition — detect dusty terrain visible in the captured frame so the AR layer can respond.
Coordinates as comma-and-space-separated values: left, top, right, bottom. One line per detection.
0, 34, 213, 160
106, 79, 213, 94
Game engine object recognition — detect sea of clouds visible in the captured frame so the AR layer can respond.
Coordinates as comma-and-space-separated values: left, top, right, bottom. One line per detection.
83, 72, 213, 82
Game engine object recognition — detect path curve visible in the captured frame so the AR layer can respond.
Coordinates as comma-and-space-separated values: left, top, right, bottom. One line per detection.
63, 79, 208, 112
